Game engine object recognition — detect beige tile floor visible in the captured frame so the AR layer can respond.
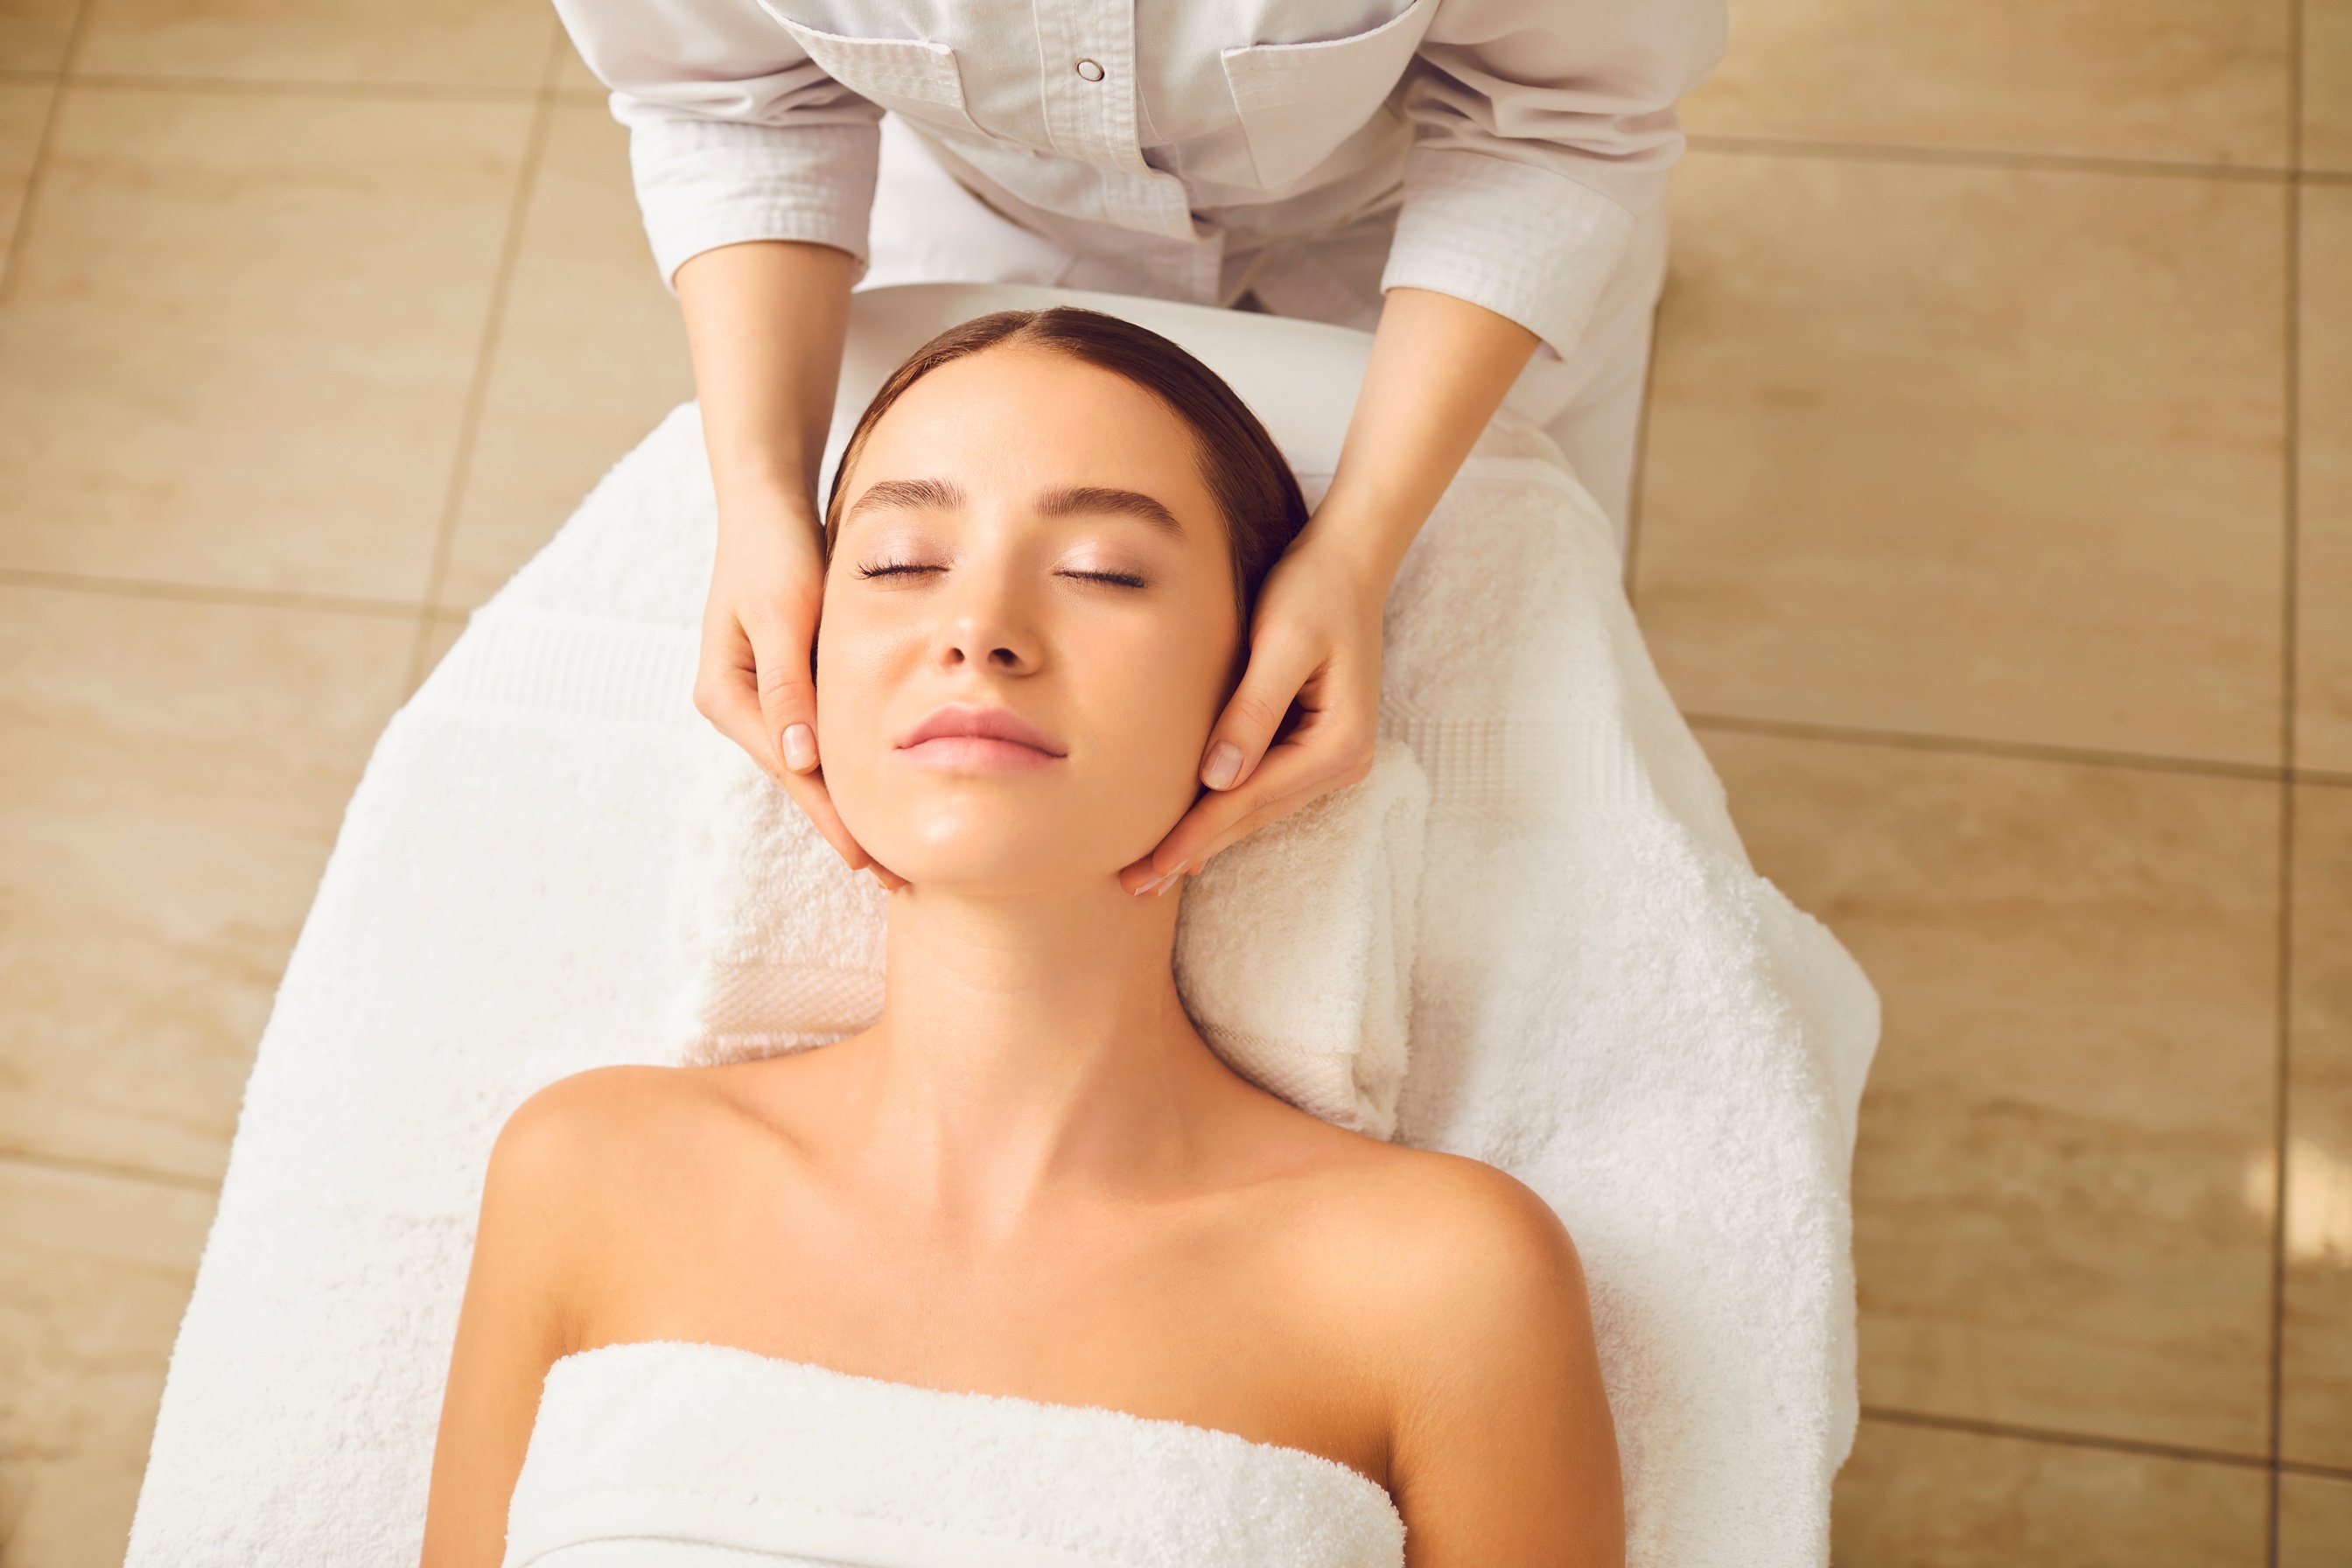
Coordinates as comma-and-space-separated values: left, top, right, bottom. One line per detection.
0, 0, 2345, 1563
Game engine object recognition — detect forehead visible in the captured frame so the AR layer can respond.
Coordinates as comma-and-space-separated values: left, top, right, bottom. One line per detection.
844, 476, 1187, 541
842, 346, 1220, 534
856, 345, 1204, 481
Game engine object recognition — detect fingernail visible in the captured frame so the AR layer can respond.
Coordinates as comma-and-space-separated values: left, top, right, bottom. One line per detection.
782, 723, 816, 771
1201, 740, 1242, 789
1133, 872, 1172, 897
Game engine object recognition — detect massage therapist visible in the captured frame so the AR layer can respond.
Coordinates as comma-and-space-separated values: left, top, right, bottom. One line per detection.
551, 0, 1726, 892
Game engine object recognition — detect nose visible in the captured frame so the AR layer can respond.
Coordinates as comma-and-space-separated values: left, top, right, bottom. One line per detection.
930, 560, 1041, 675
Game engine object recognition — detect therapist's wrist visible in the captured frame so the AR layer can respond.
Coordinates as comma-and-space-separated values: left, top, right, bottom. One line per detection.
1296, 489, 1420, 594
714, 478, 827, 545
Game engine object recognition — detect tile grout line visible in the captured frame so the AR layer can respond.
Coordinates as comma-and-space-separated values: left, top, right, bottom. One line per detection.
1681, 710, 2352, 790
404, 23, 568, 695
0, 566, 423, 618
10, 61, 2349, 180
23, 72, 543, 103
0, 1144, 220, 1195
2264, 6, 2305, 1561
1858, 1404, 2352, 1482
1684, 130, 2342, 186
0, 0, 94, 307
0, 63, 612, 108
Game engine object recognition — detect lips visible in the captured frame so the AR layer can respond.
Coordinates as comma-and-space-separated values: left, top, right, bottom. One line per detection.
896, 702, 1066, 757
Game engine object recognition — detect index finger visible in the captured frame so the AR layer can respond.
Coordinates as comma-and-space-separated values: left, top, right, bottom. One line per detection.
1127, 729, 1365, 888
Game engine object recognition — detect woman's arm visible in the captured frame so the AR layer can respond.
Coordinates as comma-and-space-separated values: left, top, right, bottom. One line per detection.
675, 239, 907, 887
1306, 284, 1537, 584
550, 0, 901, 883
676, 238, 854, 526
1382, 1162, 1626, 1566
416, 1082, 606, 1567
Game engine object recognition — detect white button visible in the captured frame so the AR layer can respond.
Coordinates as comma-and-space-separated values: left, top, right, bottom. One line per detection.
1074, 58, 1104, 81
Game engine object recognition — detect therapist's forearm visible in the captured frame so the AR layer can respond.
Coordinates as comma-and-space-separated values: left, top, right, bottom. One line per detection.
675, 239, 861, 523
1310, 285, 1541, 585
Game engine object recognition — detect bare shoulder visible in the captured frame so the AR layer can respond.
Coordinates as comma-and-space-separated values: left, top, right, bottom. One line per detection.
480, 1066, 744, 1292
1307, 1142, 1624, 1566
490, 1064, 708, 1195
495, 1062, 680, 1148
1306, 1140, 1592, 1331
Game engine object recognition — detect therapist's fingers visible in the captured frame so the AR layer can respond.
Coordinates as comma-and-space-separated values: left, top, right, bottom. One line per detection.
1124, 720, 1375, 894
698, 516, 813, 770
745, 600, 822, 784
696, 503, 907, 891
746, 609, 909, 892
1194, 619, 1322, 797
1193, 530, 1389, 802
696, 601, 901, 889
1122, 543, 1384, 892
694, 606, 788, 778
1124, 682, 1375, 892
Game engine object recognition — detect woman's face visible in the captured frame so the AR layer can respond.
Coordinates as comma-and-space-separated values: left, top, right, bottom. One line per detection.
814, 343, 1244, 892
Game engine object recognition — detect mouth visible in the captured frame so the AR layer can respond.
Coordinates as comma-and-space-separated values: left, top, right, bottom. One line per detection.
896, 735, 1065, 773
894, 702, 1067, 774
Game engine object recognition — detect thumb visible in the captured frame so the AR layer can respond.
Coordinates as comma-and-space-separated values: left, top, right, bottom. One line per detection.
748, 606, 820, 775
1199, 634, 1314, 791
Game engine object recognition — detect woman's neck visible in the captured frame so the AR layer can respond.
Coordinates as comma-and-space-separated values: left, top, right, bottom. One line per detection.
819, 878, 1232, 1245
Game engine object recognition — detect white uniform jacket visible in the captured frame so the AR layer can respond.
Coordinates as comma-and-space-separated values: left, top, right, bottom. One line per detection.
551, 0, 1726, 369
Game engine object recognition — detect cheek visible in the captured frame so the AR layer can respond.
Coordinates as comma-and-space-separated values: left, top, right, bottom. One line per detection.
811, 620, 890, 787
1097, 603, 1236, 780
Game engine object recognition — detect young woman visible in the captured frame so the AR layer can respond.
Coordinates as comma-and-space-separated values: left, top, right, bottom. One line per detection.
419, 307, 1624, 1567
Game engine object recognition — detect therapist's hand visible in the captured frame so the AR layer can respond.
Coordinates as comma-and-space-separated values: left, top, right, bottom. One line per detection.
695, 493, 909, 892
1121, 522, 1387, 894
1116, 284, 1539, 896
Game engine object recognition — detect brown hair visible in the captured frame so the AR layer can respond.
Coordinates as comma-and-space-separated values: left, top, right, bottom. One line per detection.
820, 306, 1310, 646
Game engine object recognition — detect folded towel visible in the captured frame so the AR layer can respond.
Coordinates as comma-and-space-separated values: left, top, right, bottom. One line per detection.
1174, 735, 1427, 1137
128, 392, 1877, 1568
504, 1339, 1406, 1567
669, 722, 1430, 1138
666, 723, 892, 1056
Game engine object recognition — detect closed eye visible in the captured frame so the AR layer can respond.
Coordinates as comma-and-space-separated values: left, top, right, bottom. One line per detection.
852, 561, 1146, 589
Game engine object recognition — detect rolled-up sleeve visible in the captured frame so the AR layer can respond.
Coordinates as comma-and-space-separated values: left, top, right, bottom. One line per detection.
551, 0, 885, 295
1378, 0, 1730, 361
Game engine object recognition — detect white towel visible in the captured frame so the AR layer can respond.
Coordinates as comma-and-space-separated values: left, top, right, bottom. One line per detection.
503, 1339, 1407, 1567
669, 723, 1431, 1138
1174, 737, 1426, 1138
127, 398, 1877, 1568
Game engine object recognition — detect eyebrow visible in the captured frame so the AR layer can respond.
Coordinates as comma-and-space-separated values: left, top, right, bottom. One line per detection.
842, 477, 1186, 539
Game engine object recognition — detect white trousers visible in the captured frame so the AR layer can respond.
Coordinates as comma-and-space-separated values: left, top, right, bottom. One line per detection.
858, 115, 1667, 556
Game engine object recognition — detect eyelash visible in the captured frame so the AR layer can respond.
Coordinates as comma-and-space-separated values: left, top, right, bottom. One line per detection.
853, 561, 1146, 589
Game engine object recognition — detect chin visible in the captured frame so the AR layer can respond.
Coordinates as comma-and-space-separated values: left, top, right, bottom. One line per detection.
850, 814, 1082, 892
889, 864, 1095, 896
